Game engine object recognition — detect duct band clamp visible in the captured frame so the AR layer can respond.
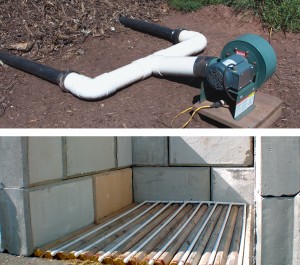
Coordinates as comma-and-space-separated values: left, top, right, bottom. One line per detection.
59, 71, 77, 92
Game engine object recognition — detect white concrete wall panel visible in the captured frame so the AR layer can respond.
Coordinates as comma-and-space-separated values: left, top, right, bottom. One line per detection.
28, 137, 63, 185
65, 137, 115, 177
169, 137, 253, 166
261, 137, 300, 196
133, 167, 210, 202
29, 178, 94, 248
212, 168, 255, 204
132, 137, 168, 166
117, 137, 132, 168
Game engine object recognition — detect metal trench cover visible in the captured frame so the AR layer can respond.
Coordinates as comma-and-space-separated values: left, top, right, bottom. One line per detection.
35, 201, 254, 265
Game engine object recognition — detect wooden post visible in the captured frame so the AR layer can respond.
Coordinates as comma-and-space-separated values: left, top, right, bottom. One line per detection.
226, 207, 244, 265
114, 204, 195, 265
183, 205, 223, 265
213, 206, 239, 265
199, 206, 229, 265
154, 205, 210, 265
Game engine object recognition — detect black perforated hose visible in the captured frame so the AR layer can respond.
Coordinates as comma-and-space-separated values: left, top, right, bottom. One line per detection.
0, 51, 70, 87
119, 16, 183, 44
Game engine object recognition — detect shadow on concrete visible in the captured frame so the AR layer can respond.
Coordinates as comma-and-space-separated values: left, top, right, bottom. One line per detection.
0, 189, 20, 254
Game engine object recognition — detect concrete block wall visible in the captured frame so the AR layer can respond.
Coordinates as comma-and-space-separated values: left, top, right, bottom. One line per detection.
0, 137, 133, 256
256, 137, 300, 265
133, 137, 254, 203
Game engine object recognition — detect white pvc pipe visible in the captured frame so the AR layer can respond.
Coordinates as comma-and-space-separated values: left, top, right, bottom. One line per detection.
50, 202, 148, 256
178, 204, 219, 265
123, 202, 188, 264
207, 204, 232, 265
98, 202, 173, 263
74, 202, 160, 257
63, 30, 207, 100
148, 203, 203, 265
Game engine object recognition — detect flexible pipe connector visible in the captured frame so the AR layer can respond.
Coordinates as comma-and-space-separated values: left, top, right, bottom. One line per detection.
63, 29, 206, 100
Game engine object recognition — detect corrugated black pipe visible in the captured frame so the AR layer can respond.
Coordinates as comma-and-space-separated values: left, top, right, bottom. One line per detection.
119, 16, 183, 44
0, 51, 70, 87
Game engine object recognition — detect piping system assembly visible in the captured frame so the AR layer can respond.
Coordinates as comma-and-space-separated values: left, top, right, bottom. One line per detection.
0, 16, 277, 120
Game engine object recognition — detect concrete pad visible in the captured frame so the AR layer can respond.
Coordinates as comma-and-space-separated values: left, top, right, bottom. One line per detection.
117, 137, 132, 167
0, 137, 27, 188
65, 137, 116, 177
28, 137, 63, 185
169, 137, 253, 166
256, 195, 295, 265
211, 168, 255, 204
0, 188, 33, 256
93, 168, 133, 222
261, 137, 300, 196
133, 167, 210, 202
29, 178, 94, 248
132, 137, 168, 166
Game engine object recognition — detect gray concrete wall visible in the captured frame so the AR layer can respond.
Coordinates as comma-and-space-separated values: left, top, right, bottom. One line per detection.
256, 137, 300, 265
133, 137, 254, 203
260, 137, 300, 196
133, 167, 210, 202
0, 136, 133, 256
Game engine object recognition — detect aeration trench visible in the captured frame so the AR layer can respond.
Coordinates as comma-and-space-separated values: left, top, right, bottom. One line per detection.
34, 201, 254, 265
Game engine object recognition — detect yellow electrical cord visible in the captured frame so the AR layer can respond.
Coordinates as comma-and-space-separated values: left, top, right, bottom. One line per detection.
171, 105, 212, 128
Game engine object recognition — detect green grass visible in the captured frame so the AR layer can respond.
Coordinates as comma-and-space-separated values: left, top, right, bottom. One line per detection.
167, 0, 300, 32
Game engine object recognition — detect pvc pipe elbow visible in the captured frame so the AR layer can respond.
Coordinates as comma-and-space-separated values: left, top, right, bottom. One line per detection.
63, 73, 116, 100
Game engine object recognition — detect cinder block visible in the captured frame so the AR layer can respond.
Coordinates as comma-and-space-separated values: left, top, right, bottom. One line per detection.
93, 168, 133, 222
133, 167, 210, 202
294, 193, 300, 265
65, 137, 116, 177
261, 137, 300, 196
29, 178, 94, 248
211, 168, 255, 204
0, 137, 27, 188
28, 137, 64, 185
256, 195, 295, 265
132, 137, 168, 166
117, 137, 132, 167
0, 188, 33, 256
169, 137, 253, 166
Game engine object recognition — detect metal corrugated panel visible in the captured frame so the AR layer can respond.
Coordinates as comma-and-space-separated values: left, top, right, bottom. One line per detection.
34, 201, 253, 265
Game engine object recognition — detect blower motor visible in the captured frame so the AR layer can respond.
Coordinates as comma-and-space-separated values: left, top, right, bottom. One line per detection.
197, 34, 277, 120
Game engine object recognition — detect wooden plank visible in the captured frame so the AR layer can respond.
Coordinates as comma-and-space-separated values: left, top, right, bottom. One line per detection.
194, 91, 282, 128
93, 168, 133, 223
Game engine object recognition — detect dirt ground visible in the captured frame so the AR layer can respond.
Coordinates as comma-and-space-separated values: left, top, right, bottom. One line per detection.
0, 4, 299, 128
